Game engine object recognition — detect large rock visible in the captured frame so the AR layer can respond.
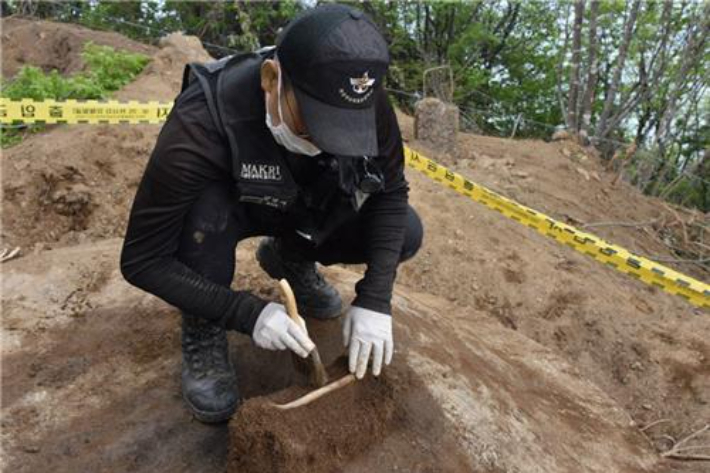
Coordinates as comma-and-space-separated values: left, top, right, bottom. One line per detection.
414, 97, 459, 156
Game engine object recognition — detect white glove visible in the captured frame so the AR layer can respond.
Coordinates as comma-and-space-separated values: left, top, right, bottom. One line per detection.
252, 302, 315, 358
342, 306, 393, 379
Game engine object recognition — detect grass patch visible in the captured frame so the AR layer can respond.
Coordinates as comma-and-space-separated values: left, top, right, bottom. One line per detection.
0, 42, 150, 148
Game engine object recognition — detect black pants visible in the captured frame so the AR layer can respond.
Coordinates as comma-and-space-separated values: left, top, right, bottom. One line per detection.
175, 182, 423, 292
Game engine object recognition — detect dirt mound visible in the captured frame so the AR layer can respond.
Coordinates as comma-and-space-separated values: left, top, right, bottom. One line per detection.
115, 32, 212, 102
229, 359, 398, 473
1, 16, 155, 78
1, 28, 212, 253
395, 112, 710, 459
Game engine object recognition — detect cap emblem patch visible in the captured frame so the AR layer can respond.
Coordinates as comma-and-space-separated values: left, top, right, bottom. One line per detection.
350, 72, 375, 94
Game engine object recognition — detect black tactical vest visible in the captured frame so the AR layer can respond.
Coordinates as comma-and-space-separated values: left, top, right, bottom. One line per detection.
180, 48, 381, 244
181, 48, 302, 209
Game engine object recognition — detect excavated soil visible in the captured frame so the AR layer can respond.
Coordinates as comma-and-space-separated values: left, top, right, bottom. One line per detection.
228, 357, 474, 473
228, 359, 399, 473
2, 18, 709, 473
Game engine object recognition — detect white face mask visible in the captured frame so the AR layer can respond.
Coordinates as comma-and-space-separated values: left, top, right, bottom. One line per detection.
265, 65, 322, 156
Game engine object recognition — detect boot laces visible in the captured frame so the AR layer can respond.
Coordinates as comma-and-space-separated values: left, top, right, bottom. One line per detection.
183, 322, 230, 378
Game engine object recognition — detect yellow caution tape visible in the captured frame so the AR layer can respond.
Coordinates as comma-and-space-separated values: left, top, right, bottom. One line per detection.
0, 98, 172, 124
404, 147, 709, 309
2, 98, 707, 308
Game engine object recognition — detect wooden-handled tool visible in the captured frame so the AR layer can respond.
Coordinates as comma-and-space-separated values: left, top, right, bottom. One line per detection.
278, 279, 329, 388
273, 373, 356, 410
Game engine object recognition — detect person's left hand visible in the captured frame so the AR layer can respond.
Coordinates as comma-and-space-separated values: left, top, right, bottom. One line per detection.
342, 306, 393, 379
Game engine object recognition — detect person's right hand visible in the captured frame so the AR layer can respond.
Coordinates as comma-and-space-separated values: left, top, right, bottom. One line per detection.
252, 302, 315, 358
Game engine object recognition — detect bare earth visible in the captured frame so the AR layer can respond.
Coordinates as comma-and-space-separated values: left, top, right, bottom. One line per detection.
1, 18, 708, 472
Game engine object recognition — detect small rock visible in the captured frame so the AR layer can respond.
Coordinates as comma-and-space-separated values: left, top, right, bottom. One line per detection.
479, 155, 496, 169
13, 160, 29, 171
552, 130, 571, 141
576, 167, 590, 181
578, 129, 591, 146
642, 404, 652, 411
23, 445, 40, 454
512, 171, 529, 179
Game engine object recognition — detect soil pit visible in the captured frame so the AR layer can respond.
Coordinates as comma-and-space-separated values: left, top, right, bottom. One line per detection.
228, 359, 401, 473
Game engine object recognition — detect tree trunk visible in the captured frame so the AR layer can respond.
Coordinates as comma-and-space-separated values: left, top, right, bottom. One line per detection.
17, 0, 38, 16
580, 0, 599, 136
594, 0, 641, 140
647, 4, 709, 196
566, 0, 585, 131
555, 2, 573, 122
656, 3, 710, 155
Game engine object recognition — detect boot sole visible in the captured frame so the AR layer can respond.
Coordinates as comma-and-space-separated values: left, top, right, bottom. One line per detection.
182, 394, 239, 423
256, 240, 343, 320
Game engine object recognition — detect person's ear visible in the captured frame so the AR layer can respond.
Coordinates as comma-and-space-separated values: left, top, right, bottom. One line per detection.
261, 59, 279, 94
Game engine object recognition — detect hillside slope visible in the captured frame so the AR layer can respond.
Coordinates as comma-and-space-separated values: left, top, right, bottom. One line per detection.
398, 121, 709, 455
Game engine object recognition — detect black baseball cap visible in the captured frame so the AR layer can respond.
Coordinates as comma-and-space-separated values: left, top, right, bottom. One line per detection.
276, 4, 390, 156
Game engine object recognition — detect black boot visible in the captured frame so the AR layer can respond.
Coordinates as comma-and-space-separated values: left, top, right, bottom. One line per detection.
181, 314, 239, 423
256, 237, 342, 319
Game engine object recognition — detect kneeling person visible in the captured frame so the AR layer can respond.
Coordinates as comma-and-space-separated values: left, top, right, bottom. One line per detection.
120, 4, 422, 423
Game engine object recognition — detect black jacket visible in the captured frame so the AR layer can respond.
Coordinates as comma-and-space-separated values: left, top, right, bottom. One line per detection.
120, 49, 409, 334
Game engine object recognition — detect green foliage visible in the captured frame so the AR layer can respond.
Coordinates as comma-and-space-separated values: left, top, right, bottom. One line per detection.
1, 42, 149, 100
348, 1, 564, 137
1, 67, 71, 100
664, 178, 709, 212
82, 43, 150, 92
61, 1, 304, 57
1, 66, 107, 101
0, 42, 149, 148
0, 127, 24, 148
